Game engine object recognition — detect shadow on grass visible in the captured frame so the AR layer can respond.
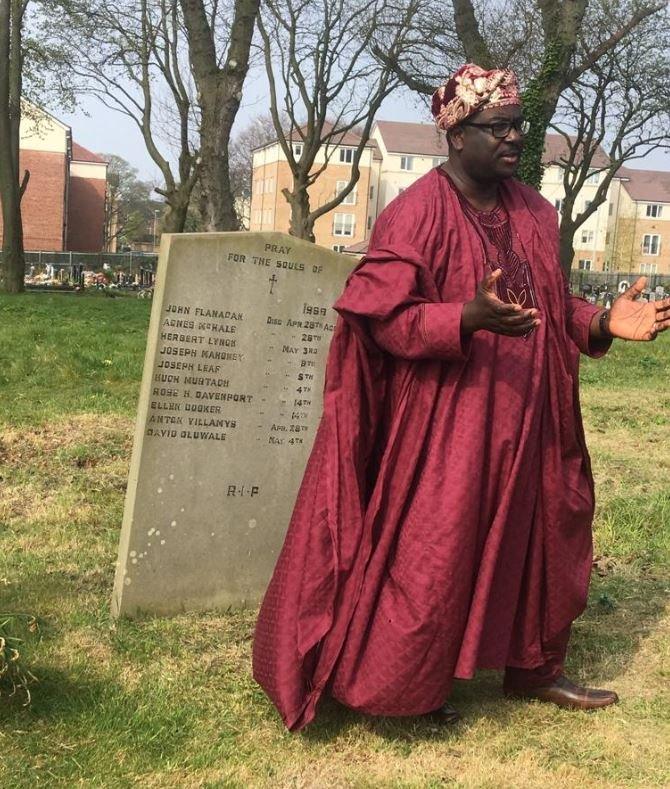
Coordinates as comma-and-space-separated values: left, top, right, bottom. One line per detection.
301, 572, 668, 743
0, 666, 115, 725
0, 663, 204, 783
301, 683, 519, 746
0, 662, 197, 753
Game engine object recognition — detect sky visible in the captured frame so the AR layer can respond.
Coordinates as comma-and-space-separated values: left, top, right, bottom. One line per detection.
57, 68, 670, 185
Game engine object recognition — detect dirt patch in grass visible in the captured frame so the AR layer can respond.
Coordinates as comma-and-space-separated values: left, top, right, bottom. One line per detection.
0, 413, 133, 466
0, 414, 132, 523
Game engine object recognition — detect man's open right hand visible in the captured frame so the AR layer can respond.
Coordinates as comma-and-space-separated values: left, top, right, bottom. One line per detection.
461, 269, 540, 336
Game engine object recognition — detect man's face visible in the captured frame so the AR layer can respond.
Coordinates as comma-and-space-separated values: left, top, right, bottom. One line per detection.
449, 104, 525, 183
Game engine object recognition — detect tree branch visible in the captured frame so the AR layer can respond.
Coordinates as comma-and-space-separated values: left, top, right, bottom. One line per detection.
451, 0, 492, 67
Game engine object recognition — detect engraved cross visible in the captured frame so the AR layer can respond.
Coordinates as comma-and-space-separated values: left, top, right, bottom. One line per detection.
269, 274, 278, 294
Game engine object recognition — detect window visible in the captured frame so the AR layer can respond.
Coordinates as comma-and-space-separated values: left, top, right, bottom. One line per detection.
640, 262, 658, 274
332, 244, 346, 253
585, 171, 599, 185
336, 180, 356, 205
608, 202, 613, 216
398, 187, 405, 195
264, 177, 275, 194
432, 157, 447, 168
581, 229, 594, 244
333, 213, 355, 236
400, 155, 414, 171
578, 259, 592, 271
339, 148, 354, 163
369, 185, 374, 200
254, 179, 264, 195
646, 203, 662, 218
554, 198, 564, 213
605, 232, 611, 244
367, 216, 372, 230
293, 143, 303, 157
260, 208, 273, 226
642, 234, 660, 255
584, 199, 593, 211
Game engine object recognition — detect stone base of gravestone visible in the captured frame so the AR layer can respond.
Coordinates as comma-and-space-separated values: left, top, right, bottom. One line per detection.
112, 232, 355, 618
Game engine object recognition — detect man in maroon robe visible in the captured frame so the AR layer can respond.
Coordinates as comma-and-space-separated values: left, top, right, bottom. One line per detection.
252, 64, 670, 731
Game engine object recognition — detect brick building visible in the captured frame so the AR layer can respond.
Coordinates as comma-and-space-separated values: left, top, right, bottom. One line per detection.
67, 142, 108, 252
0, 104, 108, 253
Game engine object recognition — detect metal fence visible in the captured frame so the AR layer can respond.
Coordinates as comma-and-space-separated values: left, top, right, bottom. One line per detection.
21, 250, 158, 290
23, 250, 158, 271
568, 270, 670, 303
10, 248, 670, 300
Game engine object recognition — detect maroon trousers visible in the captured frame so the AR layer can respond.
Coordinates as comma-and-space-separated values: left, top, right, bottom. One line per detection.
505, 627, 571, 689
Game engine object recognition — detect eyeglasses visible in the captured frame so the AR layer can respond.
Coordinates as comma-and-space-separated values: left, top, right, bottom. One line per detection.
462, 118, 530, 138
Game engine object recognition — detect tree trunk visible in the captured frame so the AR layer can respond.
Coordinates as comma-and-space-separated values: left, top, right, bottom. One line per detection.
163, 192, 190, 234
0, 0, 25, 293
559, 218, 576, 278
452, 0, 494, 67
0, 185, 25, 292
285, 183, 315, 242
198, 95, 239, 232
518, 40, 574, 190
180, 0, 260, 232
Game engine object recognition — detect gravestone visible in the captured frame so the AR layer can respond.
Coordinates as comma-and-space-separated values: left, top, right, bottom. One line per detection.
112, 232, 355, 617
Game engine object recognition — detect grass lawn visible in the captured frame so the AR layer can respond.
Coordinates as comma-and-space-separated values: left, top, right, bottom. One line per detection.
0, 293, 669, 788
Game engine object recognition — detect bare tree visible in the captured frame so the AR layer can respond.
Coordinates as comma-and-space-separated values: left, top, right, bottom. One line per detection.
101, 153, 162, 250
229, 113, 278, 229
374, 0, 666, 189
551, 3, 670, 274
257, 0, 417, 242
180, 0, 260, 232
62, 0, 199, 233
0, 0, 28, 293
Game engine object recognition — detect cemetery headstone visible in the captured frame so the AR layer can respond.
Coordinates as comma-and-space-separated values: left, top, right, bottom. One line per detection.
618, 280, 630, 294
112, 232, 355, 618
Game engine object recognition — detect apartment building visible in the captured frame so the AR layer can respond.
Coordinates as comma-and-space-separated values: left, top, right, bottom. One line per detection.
540, 135, 613, 273
0, 103, 108, 253
370, 121, 448, 210
250, 119, 667, 272
250, 124, 381, 251
606, 168, 670, 275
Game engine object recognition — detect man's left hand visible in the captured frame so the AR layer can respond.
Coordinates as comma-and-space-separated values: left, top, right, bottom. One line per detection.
607, 277, 670, 341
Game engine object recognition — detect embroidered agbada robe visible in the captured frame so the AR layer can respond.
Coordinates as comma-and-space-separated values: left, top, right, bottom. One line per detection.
253, 169, 609, 731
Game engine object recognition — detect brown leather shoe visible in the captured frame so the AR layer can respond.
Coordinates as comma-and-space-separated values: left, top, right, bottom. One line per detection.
504, 674, 619, 710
